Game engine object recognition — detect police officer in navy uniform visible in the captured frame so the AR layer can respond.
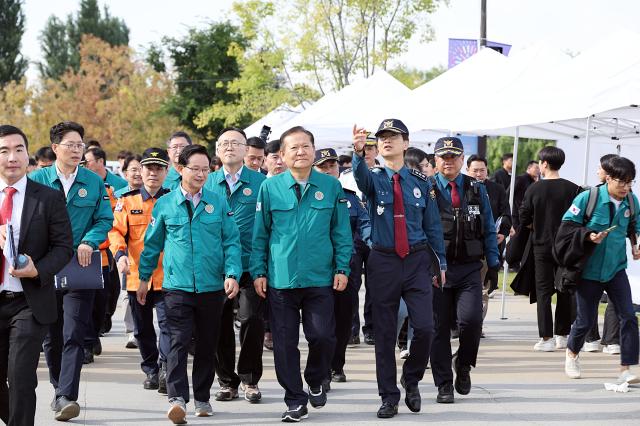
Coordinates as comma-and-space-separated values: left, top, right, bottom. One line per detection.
312, 148, 371, 385
429, 137, 500, 404
352, 120, 446, 419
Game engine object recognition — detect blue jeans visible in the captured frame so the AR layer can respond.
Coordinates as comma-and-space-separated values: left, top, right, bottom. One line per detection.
567, 270, 639, 366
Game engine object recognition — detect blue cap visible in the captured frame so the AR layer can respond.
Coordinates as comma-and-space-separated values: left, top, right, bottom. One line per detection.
313, 148, 338, 165
374, 118, 409, 137
434, 137, 464, 156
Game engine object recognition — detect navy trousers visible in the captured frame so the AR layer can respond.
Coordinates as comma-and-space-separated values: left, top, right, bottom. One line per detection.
431, 261, 483, 388
368, 247, 434, 405
269, 286, 335, 408
352, 243, 374, 337
567, 269, 639, 366
43, 289, 95, 401
128, 290, 170, 375
332, 259, 358, 372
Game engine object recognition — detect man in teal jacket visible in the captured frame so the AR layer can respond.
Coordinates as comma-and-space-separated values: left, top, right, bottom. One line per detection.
251, 126, 352, 423
163, 131, 192, 191
30, 121, 113, 422
206, 127, 267, 404
563, 156, 640, 384
138, 144, 241, 425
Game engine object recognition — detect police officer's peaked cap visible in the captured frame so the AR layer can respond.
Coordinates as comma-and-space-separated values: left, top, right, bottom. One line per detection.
313, 148, 339, 166
374, 118, 409, 137
365, 132, 377, 146
434, 137, 464, 157
141, 147, 170, 167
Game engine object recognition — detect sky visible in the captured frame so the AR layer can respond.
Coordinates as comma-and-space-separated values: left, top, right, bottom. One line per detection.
20, 0, 640, 85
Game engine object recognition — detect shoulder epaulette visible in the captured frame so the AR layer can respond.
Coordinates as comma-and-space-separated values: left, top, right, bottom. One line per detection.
121, 188, 141, 198
409, 168, 427, 181
341, 167, 353, 175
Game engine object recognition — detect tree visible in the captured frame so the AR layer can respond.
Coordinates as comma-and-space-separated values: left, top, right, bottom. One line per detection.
389, 64, 446, 89
162, 22, 247, 143
486, 136, 553, 175
39, 0, 129, 79
0, 0, 28, 85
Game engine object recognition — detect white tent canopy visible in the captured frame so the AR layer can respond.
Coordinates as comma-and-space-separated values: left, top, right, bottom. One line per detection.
244, 102, 312, 139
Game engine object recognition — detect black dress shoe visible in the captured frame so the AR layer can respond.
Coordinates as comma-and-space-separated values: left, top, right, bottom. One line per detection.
92, 339, 102, 356
364, 333, 375, 345
376, 402, 398, 418
348, 335, 360, 346
331, 370, 346, 383
83, 348, 94, 364
321, 378, 331, 393
144, 373, 159, 390
400, 375, 421, 412
437, 383, 454, 403
454, 359, 471, 395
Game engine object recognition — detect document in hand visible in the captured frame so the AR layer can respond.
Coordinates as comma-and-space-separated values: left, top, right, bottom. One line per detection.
54, 250, 104, 290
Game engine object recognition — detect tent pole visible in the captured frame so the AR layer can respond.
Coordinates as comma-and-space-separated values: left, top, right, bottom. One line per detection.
500, 127, 519, 320
582, 116, 593, 185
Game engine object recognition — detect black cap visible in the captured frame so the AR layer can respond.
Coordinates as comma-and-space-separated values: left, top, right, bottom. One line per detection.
374, 118, 409, 137
434, 137, 464, 157
313, 148, 339, 166
141, 147, 170, 167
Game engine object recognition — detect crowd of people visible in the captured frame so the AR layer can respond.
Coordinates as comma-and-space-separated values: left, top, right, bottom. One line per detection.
0, 118, 637, 426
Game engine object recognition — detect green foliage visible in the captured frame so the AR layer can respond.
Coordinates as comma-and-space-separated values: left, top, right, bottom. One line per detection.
145, 43, 166, 73
389, 64, 446, 89
39, 0, 129, 79
163, 22, 247, 144
486, 136, 554, 175
0, 0, 28, 85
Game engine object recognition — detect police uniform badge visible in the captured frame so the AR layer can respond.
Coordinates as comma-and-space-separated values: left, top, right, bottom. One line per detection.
321, 149, 331, 158
468, 205, 480, 215
243, 188, 252, 197
413, 187, 421, 198
114, 200, 123, 212
205, 204, 214, 214
383, 120, 394, 129
377, 205, 384, 215
315, 191, 324, 201
444, 139, 453, 147
78, 188, 87, 198
429, 189, 436, 200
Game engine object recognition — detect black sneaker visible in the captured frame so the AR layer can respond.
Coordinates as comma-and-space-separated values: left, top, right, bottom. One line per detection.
437, 383, 454, 403
376, 402, 398, 419
282, 405, 308, 422
308, 386, 326, 408
54, 396, 80, 421
83, 348, 94, 364
348, 335, 360, 346
454, 359, 471, 395
331, 370, 346, 383
364, 333, 375, 345
144, 373, 159, 390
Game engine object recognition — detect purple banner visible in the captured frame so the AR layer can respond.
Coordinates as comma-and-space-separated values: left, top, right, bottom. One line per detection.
486, 40, 512, 56
448, 38, 478, 69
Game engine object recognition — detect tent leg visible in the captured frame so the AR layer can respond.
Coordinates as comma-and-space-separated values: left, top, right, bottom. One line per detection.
500, 127, 519, 320
582, 116, 593, 185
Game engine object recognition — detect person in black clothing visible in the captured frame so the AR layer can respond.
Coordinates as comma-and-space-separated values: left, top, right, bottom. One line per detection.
491, 153, 513, 193
520, 146, 579, 352
467, 155, 512, 332
512, 161, 539, 228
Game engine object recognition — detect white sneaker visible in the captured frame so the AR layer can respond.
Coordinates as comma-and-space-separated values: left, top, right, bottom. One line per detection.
565, 351, 581, 379
399, 349, 409, 359
167, 397, 187, 424
603, 344, 621, 355
555, 335, 568, 349
533, 338, 555, 352
582, 340, 601, 352
194, 400, 213, 417
618, 370, 640, 385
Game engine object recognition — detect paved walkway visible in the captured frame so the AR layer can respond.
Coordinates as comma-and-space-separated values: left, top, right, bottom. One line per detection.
35, 292, 640, 425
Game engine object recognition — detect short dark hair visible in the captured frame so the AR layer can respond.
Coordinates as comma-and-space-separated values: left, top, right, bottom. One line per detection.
607, 156, 636, 182
35, 146, 56, 161
280, 126, 314, 149
265, 139, 281, 155
404, 147, 428, 169
501, 153, 513, 163
118, 149, 133, 160
29, 157, 36, 166
466, 154, 487, 168
178, 144, 210, 166
338, 154, 351, 166
123, 154, 142, 171
86, 139, 101, 149
0, 124, 29, 148
168, 131, 192, 146
600, 153, 618, 175
50, 121, 84, 144
526, 160, 538, 169
537, 146, 565, 171
86, 146, 107, 163
219, 127, 247, 141
246, 136, 266, 150
210, 155, 223, 171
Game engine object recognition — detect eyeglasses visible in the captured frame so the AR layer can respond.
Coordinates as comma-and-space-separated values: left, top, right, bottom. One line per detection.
184, 166, 210, 175
612, 178, 636, 188
58, 142, 86, 151
168, 145, 188, 151
218, 141, 246, 149
126, 168, 141, 174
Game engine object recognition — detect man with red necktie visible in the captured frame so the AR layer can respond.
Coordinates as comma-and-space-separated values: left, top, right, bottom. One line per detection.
352, 119, 446, 419
430, 137, 500, 405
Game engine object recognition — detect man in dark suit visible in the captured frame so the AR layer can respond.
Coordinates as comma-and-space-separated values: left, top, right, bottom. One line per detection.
490, 152, 513, 193
511, 161, 539, 228
0, 125, 74, 426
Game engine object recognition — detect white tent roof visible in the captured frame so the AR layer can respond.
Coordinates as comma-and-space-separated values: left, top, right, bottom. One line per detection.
244, 102, 312, 139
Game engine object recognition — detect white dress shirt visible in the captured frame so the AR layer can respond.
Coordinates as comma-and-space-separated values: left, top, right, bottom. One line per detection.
0, 175, 27, 292
55, 162, 78, 197
180, 186, 203, 208
223, 166, 243, 193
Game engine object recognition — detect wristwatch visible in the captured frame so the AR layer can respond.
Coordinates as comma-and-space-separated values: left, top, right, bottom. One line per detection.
226, 274, 237, 280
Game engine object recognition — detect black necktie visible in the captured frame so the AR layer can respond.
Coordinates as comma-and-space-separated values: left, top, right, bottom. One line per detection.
294, 184, 302, 201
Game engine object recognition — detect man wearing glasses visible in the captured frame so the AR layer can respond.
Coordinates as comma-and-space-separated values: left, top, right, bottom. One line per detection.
205, 127, 267, 404
164, 131, 193, 191
138, 144, 241, 424
30, 121, 113, 421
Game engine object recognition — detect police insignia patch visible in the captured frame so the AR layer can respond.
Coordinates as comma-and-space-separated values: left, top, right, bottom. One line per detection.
315, 191, 324, 201
413, 187, 421, 198
377, 205, 384, 215
78, 188, 87, 198
205, 204, 214, 214
444, 139, 453, 147
429, 189, 436, 200
383, 120, 394, 129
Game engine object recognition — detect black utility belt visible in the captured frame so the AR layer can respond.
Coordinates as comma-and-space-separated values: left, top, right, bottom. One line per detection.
372, 243, 429, 254
0, 291, 24, 299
